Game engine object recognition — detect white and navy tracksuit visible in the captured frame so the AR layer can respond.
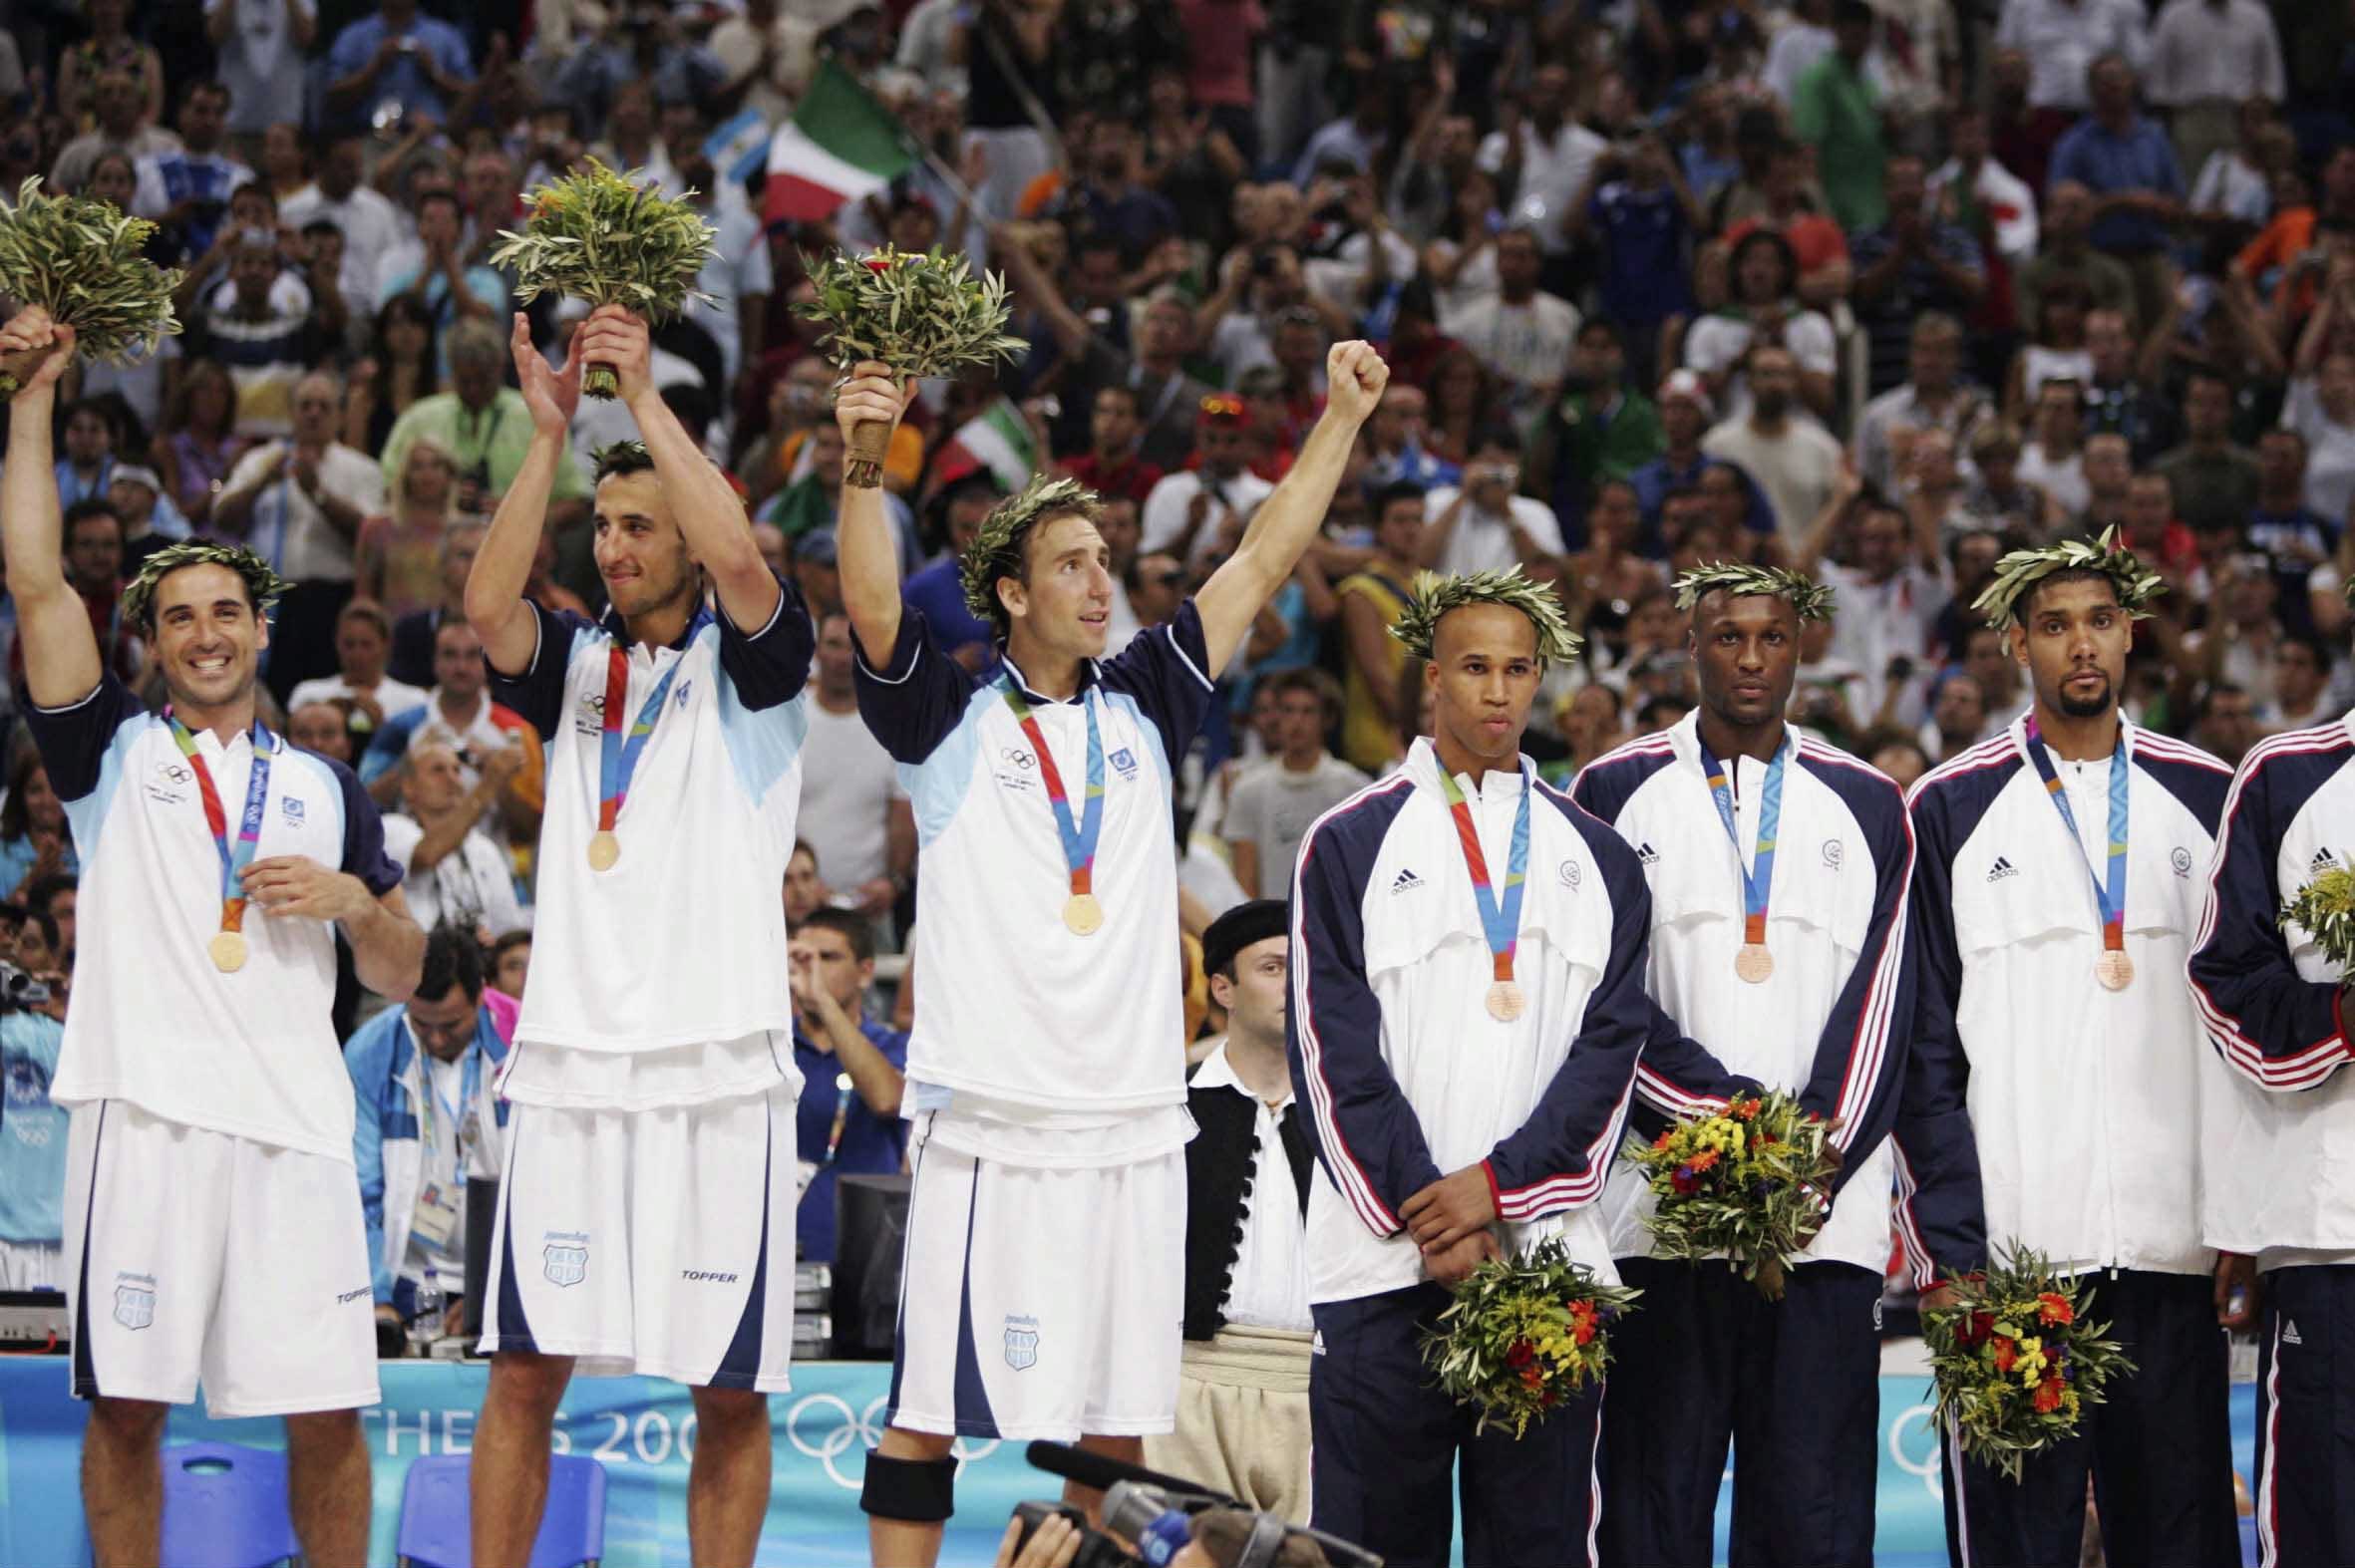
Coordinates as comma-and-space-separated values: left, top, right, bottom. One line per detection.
2187, 713, 2355, 1568
1894, 715, 2241, 1568
851, 605, 1215, 1441
1571, 715, 1914, 1568
1289, 738, 1712, 1568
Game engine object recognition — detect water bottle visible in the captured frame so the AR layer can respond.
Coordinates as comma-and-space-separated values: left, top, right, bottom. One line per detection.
410, 1267, 444, 1357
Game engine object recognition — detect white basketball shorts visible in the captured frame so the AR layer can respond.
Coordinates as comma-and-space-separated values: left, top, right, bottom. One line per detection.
478, 1086, 799, 1391
887, 1123, 1184, 1440
63, 1100, 380, 1417
0, 1238, 63, 1291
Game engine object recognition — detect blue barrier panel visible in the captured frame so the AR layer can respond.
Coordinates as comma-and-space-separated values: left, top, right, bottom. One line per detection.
0, 1358, 2256, 1566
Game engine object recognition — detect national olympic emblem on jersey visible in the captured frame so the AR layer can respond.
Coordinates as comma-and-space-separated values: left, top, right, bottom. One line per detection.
3, 1054, 46, 1107
543, 1234, 590, 1287
674, 681, 693, 711
1003, 1315, 1040, 1371
574, 693, 607, 737
1109, 747, 1138, 782
2172, 846, 2194, 879
147, 759, 191, 805
281, 796, 305, 825
113, 1275, 156, 1331
1557, 857, 1583, 889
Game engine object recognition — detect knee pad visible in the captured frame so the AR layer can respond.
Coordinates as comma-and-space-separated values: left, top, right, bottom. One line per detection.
859, 1453, 958, 1522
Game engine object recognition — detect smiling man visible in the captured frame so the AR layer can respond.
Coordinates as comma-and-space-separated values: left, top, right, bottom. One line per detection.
0, 306, 422, 1568
1572, 563, 1913, 1568
462, 308, 816, 1568
831, 341, 1388, 1567
1894, 529, 2247, 1568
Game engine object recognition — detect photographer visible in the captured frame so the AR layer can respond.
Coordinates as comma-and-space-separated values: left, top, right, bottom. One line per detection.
1416, 426, 1566, 577
0, 951, 69, 1292
993, 1506, 1333, 1568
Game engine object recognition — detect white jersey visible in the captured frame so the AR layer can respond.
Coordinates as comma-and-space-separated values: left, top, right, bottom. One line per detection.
27, 677, 405, 1160
486, 594, 813, 1059
852, 604, 1216, 1121
2187, 715, 2355, 1266
1892, 716, 2236, 1283
1288, 739, 1662, 1306
1571, 714, 1915, 1275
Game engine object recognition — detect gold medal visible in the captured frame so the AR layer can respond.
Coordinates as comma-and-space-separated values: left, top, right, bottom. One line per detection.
208, 930, 248, 973
1064, 893, 1104, 935
2096, 950, 2134, 991
587, 830, 620, 872
1486, 980, 1525, 1022
1735, 943, 1775, 984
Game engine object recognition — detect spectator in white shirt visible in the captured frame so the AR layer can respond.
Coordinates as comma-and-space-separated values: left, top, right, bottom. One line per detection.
280, 136, 405, 309
1995, 0, 2149, 113
380, 741, 526, 943
2018, 376, 2094, 516
2147, 0, 2285, 178
798, 614, 912, 927
1140, 401, 1276, 564
1418, 425, 1568, 576
1804, 487, 1948, 723
288, 597, 430, 727
1701, 344, 1846, 544
1930, 105, 2041, 269
1219, 670, 1370, 897
1476, 63, 1605, 262
1449, 227, 1581, 415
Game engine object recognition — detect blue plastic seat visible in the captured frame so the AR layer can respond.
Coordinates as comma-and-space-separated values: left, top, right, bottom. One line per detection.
158, 1442, 301, 1568
394, 1451, 606, 1568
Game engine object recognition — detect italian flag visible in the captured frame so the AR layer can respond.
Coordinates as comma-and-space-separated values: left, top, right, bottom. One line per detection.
764, 61, 914, 228
933, 397, 1041, 494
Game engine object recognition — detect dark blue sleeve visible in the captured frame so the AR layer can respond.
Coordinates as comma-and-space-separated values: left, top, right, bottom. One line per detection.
1794, 750, 1919, 1197
485, 602, 589, 743
23, 673, 147, 801
851, 605, 982, 766
1286, 781, 1441, 1238
328, 756, 405, 896
1100, 600, 1218, 777
1891, 781, 1989, 1286
2189, 738, 2354, 1092
1484, 808, 1653, 1222
717, 574, 816, 712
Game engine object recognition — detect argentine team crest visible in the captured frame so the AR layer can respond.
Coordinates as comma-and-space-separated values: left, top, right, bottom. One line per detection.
113, 1282, 155, 1331
1003, 1315, 1040, 1371
543, 1240, 589, 1287
1109, 748, 1138, 781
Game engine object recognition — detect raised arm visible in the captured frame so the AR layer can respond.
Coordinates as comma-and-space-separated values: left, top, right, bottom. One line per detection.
1193, 341, 1389, 678
464, 313, 579, 676
577, 306, 780, 633
0, 310, 102, 709
833, 361, 920, 669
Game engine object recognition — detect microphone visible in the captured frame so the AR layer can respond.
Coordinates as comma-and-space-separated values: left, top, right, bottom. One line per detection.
1021, 1441, 1237, 1505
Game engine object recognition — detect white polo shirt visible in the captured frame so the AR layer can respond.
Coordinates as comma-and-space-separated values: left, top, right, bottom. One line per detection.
27, 676, 404, 1160
486, 591, 815, 1106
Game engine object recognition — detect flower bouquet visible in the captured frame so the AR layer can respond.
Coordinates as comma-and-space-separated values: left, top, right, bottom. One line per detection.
1920, 1247, 2133, 1481
2281, 862, 2355, 977
1627, 1090, 1840, 1300
797, 245, 1026, 487
0, 177, 180, 400
489, 160, 718, 400
1420, 1238, 1638, 1438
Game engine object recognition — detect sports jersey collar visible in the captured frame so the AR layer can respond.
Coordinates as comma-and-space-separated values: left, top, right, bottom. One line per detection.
997, 647, 1104, 705
1408, 735, 1529, 797
598, 602, 709, 654
176, 716, 282, 760
2005, 709, 2146, 770
1666, 706, 1796, 776
1191, 1038, 1293, 1109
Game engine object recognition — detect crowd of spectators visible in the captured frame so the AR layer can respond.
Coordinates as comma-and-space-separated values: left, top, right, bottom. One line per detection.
0, 0, 2353, 1317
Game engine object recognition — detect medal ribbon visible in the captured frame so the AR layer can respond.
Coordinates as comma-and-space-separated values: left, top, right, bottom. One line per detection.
597, 612, 708, 835
1000, 680, 1105, 900
1434, 762, 1531, 984
2023, 719, 2129, 954
166, 710, 272, 938
1696, 736, 1787, 949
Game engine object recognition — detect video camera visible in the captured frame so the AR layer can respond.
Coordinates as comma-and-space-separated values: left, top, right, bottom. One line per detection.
1013, 1442, 1383, 1568
0, 960, 53, 1013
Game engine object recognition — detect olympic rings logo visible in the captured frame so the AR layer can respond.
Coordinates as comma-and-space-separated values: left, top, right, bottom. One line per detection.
1885, 1400, 1943, 1499
999, 749, 1037, 770
784, 1393, 1000, 1490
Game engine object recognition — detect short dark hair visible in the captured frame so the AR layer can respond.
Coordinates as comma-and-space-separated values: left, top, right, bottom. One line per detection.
416, 921, 488, 1006
416, 187, 464, 221
1575, 318, 1622, 348
794, 905, 875, 962
490, 928, 532, 970
593, 439, 657, 483
63, 497, 123, 540
24, 873, 75, 920
1373, 478, 1428, 515
2191, 681, 2249, 724
1094, 382, 1142, 418
1264, 666, 1343, 729
2018, 566, 2124, 621
2278, 629, 2332, 669
1472, 422, 1523, 457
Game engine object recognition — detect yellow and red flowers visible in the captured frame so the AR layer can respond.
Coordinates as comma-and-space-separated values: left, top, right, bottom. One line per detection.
1922, 1247, 2135, 1482
1421, 1239, 1641, 1439
1626, 1090, 1840, 1300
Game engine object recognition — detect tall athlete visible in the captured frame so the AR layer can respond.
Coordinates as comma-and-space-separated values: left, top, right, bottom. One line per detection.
0, 306, 424, 1568
465, 308, 815, 1568
832, 341, 1389, 1567
1291, 568, 1730, 1567
1572, 563, 1913, 1568
2187, 576, 2355, 1568
1895, 531, 2248, 1568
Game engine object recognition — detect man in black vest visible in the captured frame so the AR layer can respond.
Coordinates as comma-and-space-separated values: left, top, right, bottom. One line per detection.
1145, 899, 1315, 1521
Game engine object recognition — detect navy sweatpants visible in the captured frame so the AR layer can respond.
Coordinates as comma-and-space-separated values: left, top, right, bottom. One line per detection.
1939, 1267, 2238, 1568
1596, 1258, 1882, 1568
1310, 1282, 1604, 1568
2253, 1264, 2355, 1568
